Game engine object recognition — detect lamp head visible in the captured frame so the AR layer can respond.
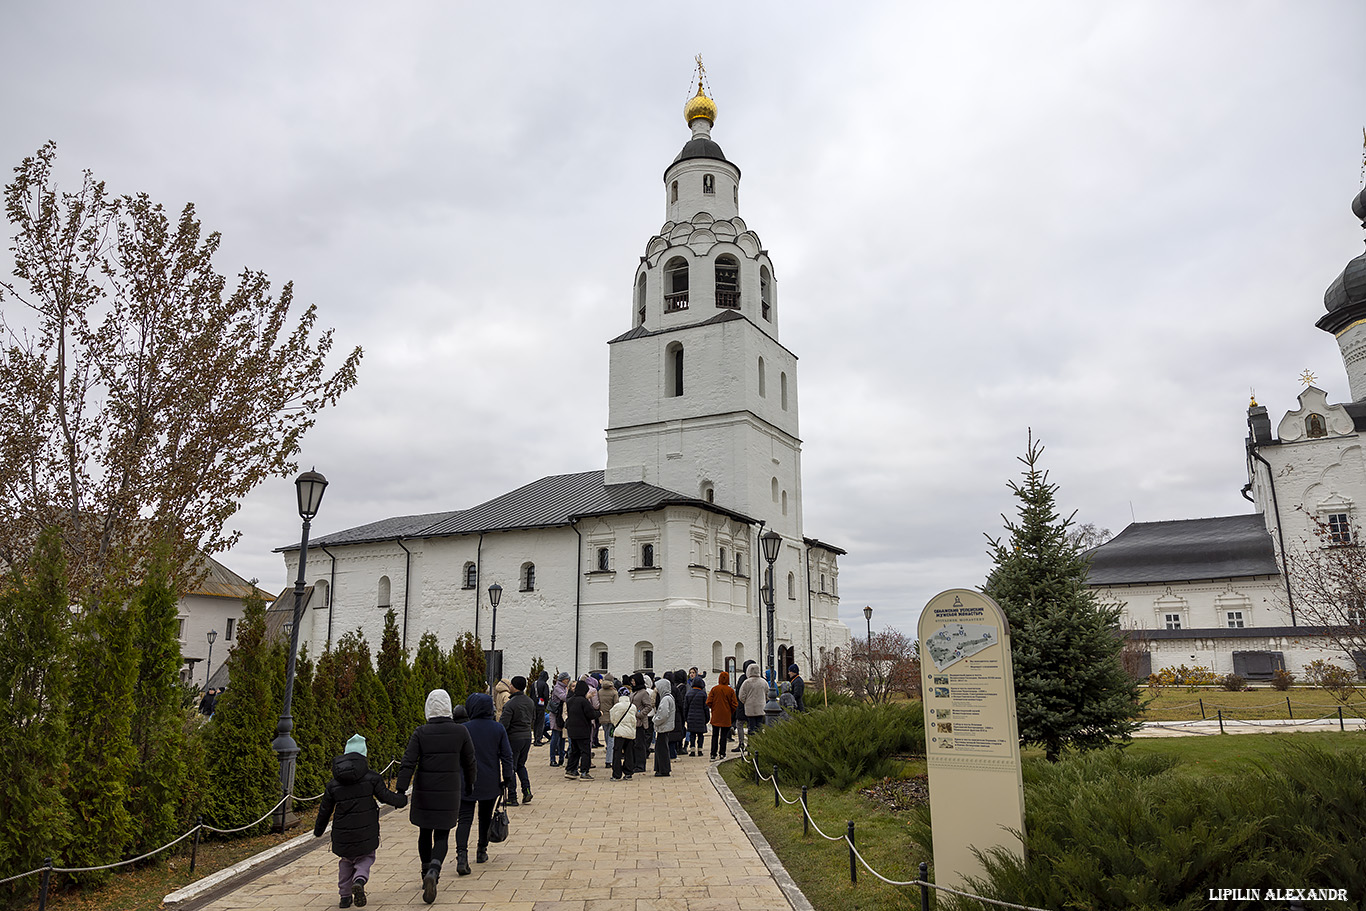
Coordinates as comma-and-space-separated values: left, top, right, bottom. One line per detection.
760, 529, 783, 564
488, 582, 503, 609
295, 469, 328, 520
207, 629, 217, 645
863, 605, 873, 622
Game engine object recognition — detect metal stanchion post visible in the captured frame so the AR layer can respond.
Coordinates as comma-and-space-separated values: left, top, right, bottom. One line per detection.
919, 861, 930, 911
773, 765, 779, 808
191, 816, 202, 874
847, 821, 857, 883
1199, 698, 1205, 720
801, 786, 809, 837
1287, 696, 1293, 719
38, 858, 52, 911
1218, 709, 1225, 734
1339, 706, 1345, 732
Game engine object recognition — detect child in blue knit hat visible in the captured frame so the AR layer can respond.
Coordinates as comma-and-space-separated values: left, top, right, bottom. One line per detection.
315, 734, 406, 908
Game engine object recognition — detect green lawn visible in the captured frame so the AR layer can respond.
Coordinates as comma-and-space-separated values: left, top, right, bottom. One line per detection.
722, 732, 1366, 911
1138, 686, 1366, 721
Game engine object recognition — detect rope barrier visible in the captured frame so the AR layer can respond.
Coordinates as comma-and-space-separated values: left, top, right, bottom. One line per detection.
49, 827, 202, 874
741, 751, 1055, 910
0, 865, 49, 887
199, 796, 292, 835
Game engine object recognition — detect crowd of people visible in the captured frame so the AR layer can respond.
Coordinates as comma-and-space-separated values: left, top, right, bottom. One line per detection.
312, 661, 806, 907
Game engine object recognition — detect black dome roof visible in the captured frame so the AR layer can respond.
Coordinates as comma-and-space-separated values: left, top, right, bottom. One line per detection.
1323, 187, 1366, 318
673, 136, 727, 164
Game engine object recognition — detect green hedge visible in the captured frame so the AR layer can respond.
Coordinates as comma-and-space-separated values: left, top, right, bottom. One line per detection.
749, 701, 925, 790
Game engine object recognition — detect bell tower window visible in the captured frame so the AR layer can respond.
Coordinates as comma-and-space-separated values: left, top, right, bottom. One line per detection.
760, 266, 773, 321
758, 357, 766, 397
635, 273, 647, 326
703, 174, 715, 195
780, 372, 788, 410
666, 342, 684, 397
715, 255, 739, 309
664, 257, 689, 312
670, 180, 678, 203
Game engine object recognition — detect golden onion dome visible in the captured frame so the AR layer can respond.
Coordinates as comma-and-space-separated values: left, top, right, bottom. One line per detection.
684, 83, 717, 125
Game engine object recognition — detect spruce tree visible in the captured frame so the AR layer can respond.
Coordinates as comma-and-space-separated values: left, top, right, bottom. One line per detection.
332, 630, 399, 771
377, 609, 421, 758
0, 529, 71, 886
204, 586, 279, 828
64, 583, 139, 875
412, 633, 446, 711
311, 644, 345, 774
982, 433, 1140, 762
127, 549, 189, 850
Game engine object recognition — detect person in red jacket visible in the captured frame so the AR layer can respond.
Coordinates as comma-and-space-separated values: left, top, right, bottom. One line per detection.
705, 671, 739, 760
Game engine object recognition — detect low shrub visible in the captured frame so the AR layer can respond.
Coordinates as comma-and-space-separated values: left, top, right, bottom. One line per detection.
748, 701, 924, 790
1218, 673, 1247, 692
1269, 668, 1296, 691
1148, 664, 1219, 690
909, 745, 1366, 910
1304, 659, 1358, 702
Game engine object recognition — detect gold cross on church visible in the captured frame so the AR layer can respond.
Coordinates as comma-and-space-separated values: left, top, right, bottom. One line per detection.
1300, 369, 1317, 387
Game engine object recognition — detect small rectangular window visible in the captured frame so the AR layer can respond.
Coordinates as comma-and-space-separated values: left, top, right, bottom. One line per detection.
176, 618, 186, 640
1327, 513, 1352, 545
1164, 613, 1182, 630
226, 618, 235, 640
641, 543, 655, 568
1226, 611, 1245, 629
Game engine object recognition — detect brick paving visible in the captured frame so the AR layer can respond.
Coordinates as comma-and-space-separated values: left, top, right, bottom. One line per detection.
195, 746, 795, 910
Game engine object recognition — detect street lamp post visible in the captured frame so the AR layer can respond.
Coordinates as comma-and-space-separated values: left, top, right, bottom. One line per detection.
486, 582, 503, 695
205, 628, 217, 689
760, 529, 783, 720
863, 605, 874, 702
272, 469, 328, 832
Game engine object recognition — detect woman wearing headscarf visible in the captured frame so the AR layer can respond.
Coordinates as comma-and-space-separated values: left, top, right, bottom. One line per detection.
397, 689, 478, 904
608, 685, 637, 780
597, 674, 619, 766
705, 670, 739, 760
456, 692, 514, 876
670, 669, 688, 760
563, 679, 601, 779
629, 673, 655, 774
684, 676, 709, 757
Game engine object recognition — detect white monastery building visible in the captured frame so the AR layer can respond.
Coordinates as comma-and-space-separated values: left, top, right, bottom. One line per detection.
279, 80, 852, 680
1086, 181, 1366, 680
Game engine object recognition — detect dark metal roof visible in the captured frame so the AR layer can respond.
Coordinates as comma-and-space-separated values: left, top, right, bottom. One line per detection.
803, 536, 847, 556
422, 470, 754, 535
278, 510, 463, 552
1084, 514, 1279, 585
187, 552, 265, 600
667, 138, 740, 179
1344, 401, 1366, 433
281, 471, 757, 552
608, 310, 798, 361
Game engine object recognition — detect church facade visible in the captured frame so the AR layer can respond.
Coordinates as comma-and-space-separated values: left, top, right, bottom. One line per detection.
278, 83, 851, 680
1086, 183, 1366, 680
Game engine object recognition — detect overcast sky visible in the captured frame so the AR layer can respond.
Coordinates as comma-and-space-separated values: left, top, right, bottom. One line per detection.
4, 3, 1365, 636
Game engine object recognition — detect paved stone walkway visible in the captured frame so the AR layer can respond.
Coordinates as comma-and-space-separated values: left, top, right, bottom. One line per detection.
197, 746, 795, 910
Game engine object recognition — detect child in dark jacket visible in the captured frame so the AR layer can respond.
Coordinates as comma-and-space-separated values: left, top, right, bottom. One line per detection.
315, 734, 407, 908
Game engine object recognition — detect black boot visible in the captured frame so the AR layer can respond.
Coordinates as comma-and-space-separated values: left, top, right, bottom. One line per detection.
455, 851, 471, 876
423, 860, 441, 903
477, 846, 489, 863
507, 792, 519, 806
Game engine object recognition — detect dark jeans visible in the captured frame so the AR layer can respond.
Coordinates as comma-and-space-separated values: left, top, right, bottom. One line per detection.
710, 725, 732, 758
510, 737, 531, 792
566, 736, 591, 774
748, 717, 763, 735
455, 798, 496, 856
631, 727, 650, 772
548, 728, 564, 764
534, 707, 546, 744
418, 828, 451, 869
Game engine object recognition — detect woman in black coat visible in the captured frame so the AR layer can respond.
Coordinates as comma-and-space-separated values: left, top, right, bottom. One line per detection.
456, 692, 514, 874
671, 669, 688, 758
397, 689, 478, 903
684, 676, 709, 757
563, 679, 600, 779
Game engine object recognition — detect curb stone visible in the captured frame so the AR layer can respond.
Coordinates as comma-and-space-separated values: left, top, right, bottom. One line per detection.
709, 757, 816, 911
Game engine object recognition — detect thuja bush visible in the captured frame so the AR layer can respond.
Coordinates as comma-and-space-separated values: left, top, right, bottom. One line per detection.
1269, 668, 1296, 691
910, 745, 1366, 910
1218, 673, 1247, 692
748, 701, 924, 790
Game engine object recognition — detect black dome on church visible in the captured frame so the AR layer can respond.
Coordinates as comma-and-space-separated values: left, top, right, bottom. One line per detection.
673, 136, 728, 164
1318, 188, 1366, 331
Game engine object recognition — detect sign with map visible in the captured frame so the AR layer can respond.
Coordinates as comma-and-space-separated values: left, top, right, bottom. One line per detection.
917, 589, 1025, 890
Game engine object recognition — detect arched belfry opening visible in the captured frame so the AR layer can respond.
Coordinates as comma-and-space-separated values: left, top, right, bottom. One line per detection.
715, 255, 739, 309
665, 257, 689, 312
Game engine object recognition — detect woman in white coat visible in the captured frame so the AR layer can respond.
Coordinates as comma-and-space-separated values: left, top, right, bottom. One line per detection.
651, 679, 676, 777
608, 690, 637, 781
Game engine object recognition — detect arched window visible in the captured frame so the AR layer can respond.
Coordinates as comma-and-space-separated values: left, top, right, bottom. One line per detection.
641, 543, 655, 568
718, 546, 727, 570
521, 562, 536, 592
758, 357, 766, 397
782, 490, 788, 515
666, 342, 684, 397
1307, 413, 1327, 438
591, 642, 609, 673
378, 575, 391, 609
734, 642, 745, 666
701, 481, 715, 502
780, 372, 788, 410
664, 257, 689, 311
712, 640, 723, 673
311, 579, 330, 610
760, 266, 773, 321
635, 273, 647, 326
715, 255, 739, 308
703, 174, 715, 195
735, 551, 744, 575
670, 180, 678, 204
820, 573, 826, 593
787, 572, 796, 599
463, 562, 477, 589
635, 641, 654, 672
597, 547, 610, 572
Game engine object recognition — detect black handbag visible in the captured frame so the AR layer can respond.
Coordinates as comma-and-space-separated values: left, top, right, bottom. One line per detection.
488, 790, 510, 844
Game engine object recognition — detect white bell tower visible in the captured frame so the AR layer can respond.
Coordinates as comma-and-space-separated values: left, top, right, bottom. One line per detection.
604, 67, 803, 541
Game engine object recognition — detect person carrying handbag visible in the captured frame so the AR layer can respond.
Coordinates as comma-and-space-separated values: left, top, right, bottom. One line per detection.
608, 688, 637, 781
